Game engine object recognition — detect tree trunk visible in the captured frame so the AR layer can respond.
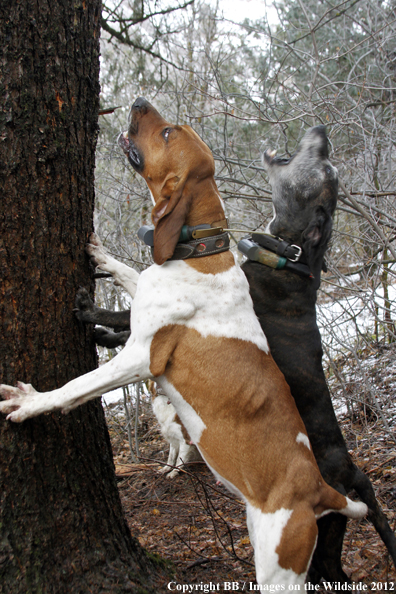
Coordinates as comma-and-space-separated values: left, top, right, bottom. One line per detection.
0, 2, 168, 592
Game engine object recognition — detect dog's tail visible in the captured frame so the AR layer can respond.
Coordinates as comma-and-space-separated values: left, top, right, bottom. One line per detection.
317, 483, 367, 521
338, 496, 368, 519
350, 466, 396, 566
320, 467, 396, 568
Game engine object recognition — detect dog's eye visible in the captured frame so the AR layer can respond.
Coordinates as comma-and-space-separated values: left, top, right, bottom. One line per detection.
162, 127, 172, 141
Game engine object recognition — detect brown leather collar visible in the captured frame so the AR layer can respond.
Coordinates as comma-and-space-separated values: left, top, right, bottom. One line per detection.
138, 222, 230, 261
170, 232, 230, 260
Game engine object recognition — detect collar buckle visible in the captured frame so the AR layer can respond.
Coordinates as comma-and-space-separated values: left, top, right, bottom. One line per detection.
288, 245, 302, 263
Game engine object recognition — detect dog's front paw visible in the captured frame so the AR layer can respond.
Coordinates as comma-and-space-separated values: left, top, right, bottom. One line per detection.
94, 327, 130, 348
86, 233, 109, 269
74, 288, 99, 324
0, 382, 38, 422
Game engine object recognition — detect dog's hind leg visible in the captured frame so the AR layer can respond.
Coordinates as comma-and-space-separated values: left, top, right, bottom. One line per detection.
158, 443, 179, 475
246, 502, 317, 586
165, 439, 202, 479
309, 513, 350, 583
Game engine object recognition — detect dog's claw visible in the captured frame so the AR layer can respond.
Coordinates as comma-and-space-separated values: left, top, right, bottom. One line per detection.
0, 395, 22, 418
16, 381, 35, 394
88, 232, 102, 247
0, 383, 39, 421
1, 384, 25, 400
86, 234, 109, 270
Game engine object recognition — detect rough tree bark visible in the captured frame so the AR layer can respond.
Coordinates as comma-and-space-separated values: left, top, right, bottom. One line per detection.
0, 2, 168, 592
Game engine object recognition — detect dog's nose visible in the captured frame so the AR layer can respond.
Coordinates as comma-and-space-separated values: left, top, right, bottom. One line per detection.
132, 97, 149, 112
308, 125, 329, 158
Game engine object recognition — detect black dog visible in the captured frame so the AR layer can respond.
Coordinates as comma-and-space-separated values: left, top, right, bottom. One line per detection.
242, 126, 396, 581
76, 126, 396, 581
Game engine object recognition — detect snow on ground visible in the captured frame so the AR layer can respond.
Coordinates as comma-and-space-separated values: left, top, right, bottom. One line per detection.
102, 387, 124, 406
318, 283, 396, 355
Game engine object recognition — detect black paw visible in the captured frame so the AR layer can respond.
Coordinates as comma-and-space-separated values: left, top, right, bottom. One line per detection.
74, 288, 99, 324
93, 327, 130, 348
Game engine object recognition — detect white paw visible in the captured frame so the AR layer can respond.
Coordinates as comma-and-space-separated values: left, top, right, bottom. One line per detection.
158, 465, 172, 475
85, 233, 109, 269
166, 468, 181, 479
0, 382, 38, 422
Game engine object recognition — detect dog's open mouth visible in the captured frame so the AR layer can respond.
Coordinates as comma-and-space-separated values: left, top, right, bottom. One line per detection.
118, 131, 130, 153
263, 150, 291, 166
118, 131, 143, 171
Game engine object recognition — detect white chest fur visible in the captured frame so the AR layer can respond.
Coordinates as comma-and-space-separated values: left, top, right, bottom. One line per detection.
130, 258, 269, 353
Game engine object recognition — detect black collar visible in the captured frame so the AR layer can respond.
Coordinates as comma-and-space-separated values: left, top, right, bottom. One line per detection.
251, 232, 306, 264
238, 233, 313, 279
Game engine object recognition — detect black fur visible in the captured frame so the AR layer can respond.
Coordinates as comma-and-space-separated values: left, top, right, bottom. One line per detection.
74, 288, 130, 347
246, 126, 396, 580
242, 260, 396, 581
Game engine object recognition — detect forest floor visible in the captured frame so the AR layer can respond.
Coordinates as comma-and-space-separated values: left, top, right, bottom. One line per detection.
105, 342, 396, 592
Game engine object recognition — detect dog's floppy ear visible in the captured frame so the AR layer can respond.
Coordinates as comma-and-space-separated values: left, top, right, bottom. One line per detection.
302, 208, 333, 283
152, 175, 193, 265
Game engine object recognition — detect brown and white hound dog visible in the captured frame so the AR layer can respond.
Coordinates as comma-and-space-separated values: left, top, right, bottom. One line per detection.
0, 98, 367, 586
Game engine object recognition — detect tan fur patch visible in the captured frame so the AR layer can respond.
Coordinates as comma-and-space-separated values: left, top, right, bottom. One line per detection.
186, 251, 234, 275
149, 325, 186, 377
150, 325, 325, 515
276, 506, 318, 574
148, 379, 157, 399
313, 482, 348, 517
174, 414, 190, 442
